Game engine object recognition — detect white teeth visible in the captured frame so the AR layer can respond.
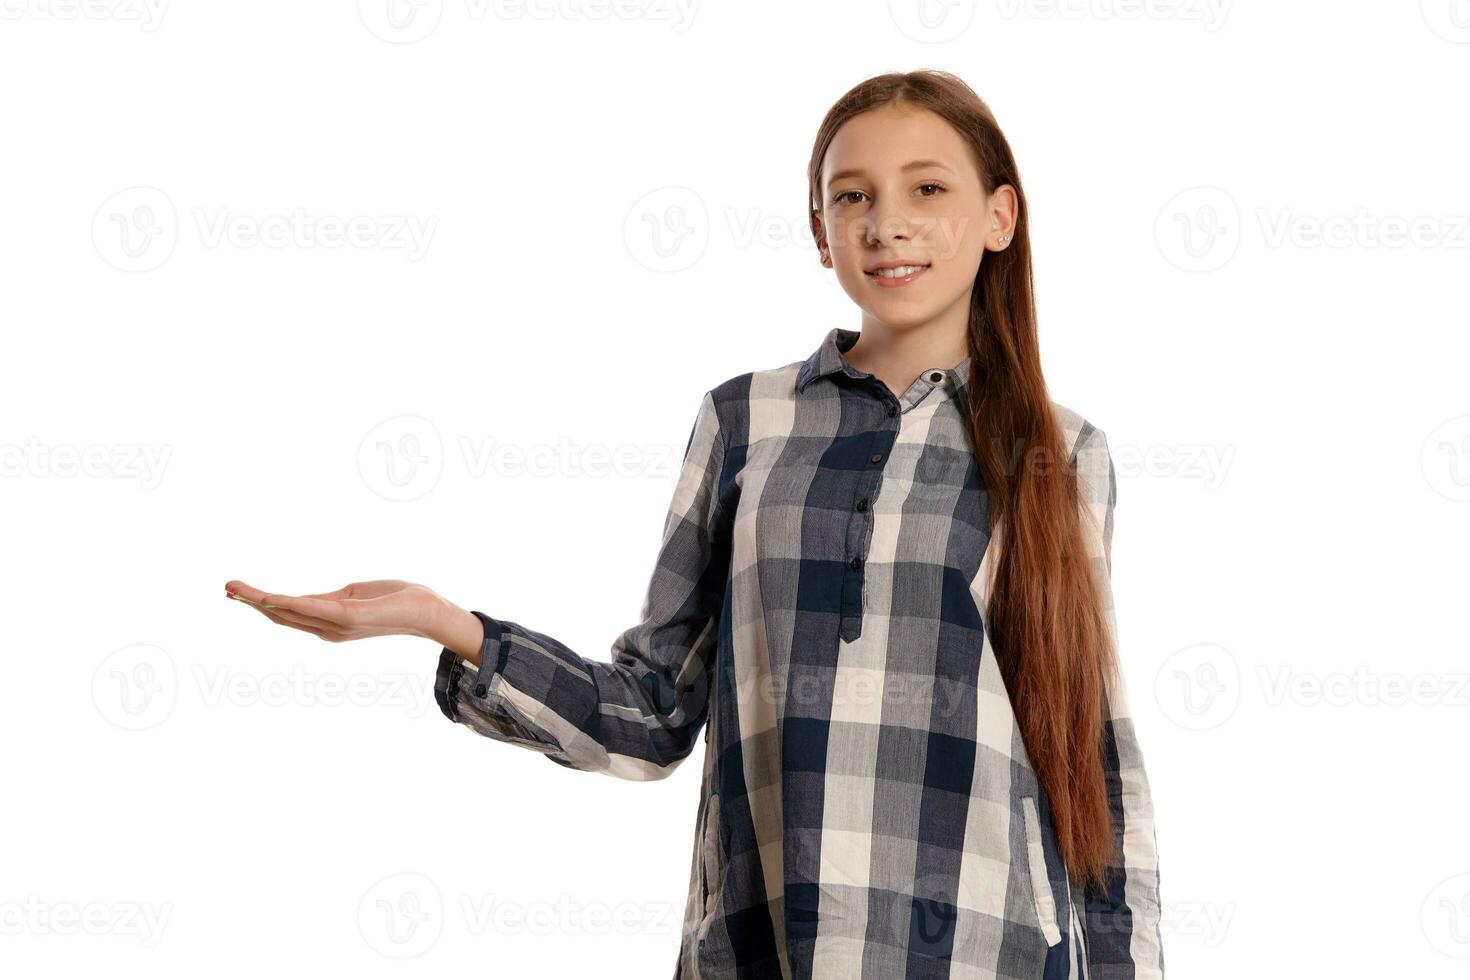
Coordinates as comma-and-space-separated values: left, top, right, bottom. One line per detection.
870, 265, 924, 278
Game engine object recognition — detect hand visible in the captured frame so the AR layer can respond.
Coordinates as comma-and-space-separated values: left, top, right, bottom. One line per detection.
223, 578, 447, 644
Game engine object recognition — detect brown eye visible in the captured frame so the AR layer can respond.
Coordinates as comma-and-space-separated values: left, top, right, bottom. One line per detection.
918, 182, 946, 197
834, 190, 865, 205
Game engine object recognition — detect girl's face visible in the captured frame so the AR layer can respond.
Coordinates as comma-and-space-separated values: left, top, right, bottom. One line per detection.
815, 102, 1014, 333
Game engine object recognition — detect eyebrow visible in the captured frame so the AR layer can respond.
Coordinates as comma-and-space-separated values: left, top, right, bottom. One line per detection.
826, 159, 955, 185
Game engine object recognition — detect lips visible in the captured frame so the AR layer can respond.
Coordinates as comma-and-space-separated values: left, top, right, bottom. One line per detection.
864, 262, 931, 287
864, 261, 930, 275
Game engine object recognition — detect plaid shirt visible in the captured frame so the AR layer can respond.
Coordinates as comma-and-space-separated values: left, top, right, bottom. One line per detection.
433, 327, 1165, 979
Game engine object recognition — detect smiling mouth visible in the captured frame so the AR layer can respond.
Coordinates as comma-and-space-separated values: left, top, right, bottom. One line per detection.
865, 263, 930, 285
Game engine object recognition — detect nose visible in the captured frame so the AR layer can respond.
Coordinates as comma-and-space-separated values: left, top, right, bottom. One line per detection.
863, 199, 915, 248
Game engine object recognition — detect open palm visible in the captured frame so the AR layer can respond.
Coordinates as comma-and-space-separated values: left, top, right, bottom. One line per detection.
224, 578, 442, 642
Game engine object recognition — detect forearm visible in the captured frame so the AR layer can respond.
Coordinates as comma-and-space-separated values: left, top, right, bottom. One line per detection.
428, 597, 486, 666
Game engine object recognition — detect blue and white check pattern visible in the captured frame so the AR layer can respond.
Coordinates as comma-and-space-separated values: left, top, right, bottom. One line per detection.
433, 327, 1165, 979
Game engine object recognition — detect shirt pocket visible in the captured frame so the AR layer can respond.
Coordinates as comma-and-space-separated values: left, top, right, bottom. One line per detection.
1020, 794, 1062, 947
697, 789, 726, 941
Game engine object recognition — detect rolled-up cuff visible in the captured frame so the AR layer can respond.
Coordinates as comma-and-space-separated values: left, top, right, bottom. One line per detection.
430, 610, 562, 752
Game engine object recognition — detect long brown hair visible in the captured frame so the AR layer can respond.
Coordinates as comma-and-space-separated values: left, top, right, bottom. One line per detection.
805, 70, 1118, 892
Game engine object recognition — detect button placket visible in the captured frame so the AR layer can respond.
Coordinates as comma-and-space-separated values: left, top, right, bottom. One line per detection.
839, 394, 899, 642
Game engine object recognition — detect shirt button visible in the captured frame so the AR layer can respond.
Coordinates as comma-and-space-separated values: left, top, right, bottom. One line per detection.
929, 371, 942, 382
849, 556, 862, 570
474, 683, 487, 698
856, 497, 868, 512
869, 452, 883, 464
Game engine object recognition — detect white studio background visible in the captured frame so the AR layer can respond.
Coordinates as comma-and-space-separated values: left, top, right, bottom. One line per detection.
3, 3, 1468, 978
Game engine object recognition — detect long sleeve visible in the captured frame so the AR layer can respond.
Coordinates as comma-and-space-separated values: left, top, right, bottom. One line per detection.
1072, 423, 1166, 979
432, 388, 733, 781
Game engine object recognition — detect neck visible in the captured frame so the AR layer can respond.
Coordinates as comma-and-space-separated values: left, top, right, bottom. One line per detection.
844, 313, 970, 393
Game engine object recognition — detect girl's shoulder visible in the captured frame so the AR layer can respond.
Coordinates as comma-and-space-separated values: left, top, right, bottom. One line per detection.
1051, 400, 1108, 461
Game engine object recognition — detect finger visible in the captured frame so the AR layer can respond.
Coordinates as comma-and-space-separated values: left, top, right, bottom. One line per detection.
227, 589, 345, 633
225, 582, 277, 607
260, 608, 348, 642
259, 602, 347, 635
265, 594, 357, 628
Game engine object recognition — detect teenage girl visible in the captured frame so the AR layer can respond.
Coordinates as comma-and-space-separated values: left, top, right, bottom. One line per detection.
227, 69, 1165, 980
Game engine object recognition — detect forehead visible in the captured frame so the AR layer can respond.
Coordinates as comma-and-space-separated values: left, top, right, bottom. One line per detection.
822, 103, 973, 187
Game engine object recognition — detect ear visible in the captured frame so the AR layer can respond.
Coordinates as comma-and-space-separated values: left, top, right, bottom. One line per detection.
810, 208, 832, 268
986, 184, 1020, 252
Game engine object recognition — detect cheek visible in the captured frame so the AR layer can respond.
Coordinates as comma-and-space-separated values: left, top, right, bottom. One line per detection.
927, 209, 988, 266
